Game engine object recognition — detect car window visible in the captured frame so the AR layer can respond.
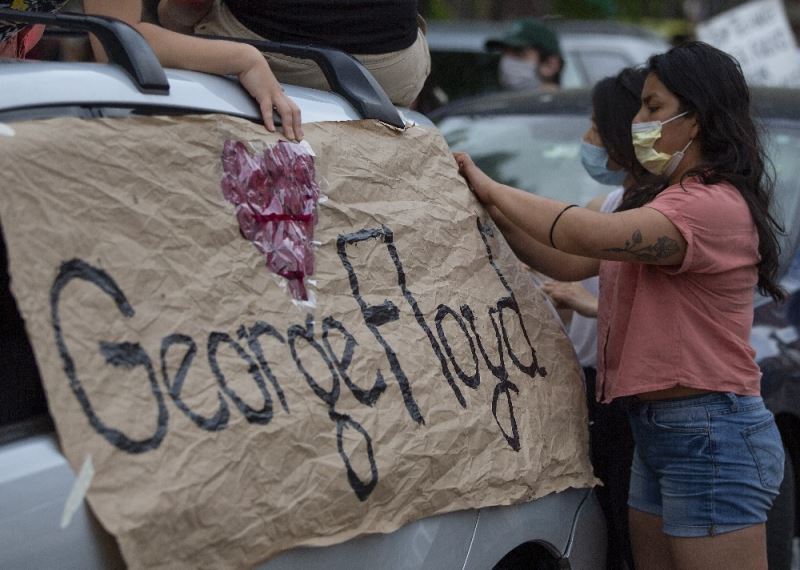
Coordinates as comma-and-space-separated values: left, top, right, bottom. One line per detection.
578, 51, 632, 85
0, 231, 48, 430
429, 51, 502, 102
427, 50, 588, 103
439, 114, 608, 206
0, 106, 104, 433
560, 51, 585, 89
763, 119, 800, 275
439, 113, 800, 277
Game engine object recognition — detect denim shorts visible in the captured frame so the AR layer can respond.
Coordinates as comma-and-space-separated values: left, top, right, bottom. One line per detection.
626, 392, 784, 537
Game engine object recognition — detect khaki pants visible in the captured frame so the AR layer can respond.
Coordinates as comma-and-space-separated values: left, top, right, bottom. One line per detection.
195, 1, 431, 107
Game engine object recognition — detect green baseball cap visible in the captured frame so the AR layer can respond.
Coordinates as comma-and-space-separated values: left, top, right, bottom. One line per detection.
486, 18, 562, 57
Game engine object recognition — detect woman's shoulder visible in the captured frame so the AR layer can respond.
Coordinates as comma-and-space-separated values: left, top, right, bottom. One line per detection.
649, 178, 755, 237
656, 178, 748, 213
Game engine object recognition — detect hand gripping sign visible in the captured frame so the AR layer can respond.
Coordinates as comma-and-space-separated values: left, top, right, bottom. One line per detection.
0, 115, 595, 570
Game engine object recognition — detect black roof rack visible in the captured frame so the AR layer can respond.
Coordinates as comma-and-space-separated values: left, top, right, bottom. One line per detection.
0, 9, 406, 128
199, 35, 405, 129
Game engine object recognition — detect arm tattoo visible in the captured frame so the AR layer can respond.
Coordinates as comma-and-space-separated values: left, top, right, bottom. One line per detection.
603, 229, 679, 262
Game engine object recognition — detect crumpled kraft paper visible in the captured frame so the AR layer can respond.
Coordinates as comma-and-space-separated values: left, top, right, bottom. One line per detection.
0, 115, 596, 569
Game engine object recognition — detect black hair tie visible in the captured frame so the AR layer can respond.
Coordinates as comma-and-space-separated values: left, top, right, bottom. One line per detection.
549, 204, 578, 249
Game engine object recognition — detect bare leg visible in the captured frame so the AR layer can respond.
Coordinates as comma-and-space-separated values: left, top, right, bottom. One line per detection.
668, 523, 767, 570
629, 507, 674, 570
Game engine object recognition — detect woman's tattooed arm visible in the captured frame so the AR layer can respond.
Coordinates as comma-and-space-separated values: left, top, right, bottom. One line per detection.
603, 229, 680, 262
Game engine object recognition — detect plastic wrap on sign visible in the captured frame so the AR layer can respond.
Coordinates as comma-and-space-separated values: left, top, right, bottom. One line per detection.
220, 139, 321, 302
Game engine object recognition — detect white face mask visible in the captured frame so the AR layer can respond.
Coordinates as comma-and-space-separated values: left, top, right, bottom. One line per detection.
498, 55, 541, 91
631, 111, 692, 177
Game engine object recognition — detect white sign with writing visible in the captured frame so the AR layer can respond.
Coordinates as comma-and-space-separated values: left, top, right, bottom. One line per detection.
697, 0, 800, 87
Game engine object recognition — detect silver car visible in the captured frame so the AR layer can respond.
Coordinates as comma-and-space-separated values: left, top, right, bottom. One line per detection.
0, 9, 605, 569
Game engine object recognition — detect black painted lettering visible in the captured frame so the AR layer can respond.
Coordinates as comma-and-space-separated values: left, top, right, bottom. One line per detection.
207, 332, 273, 424
160, 334, 229, 431
337, 228, 428, 422
287, 315, 340, 407
434, 304, 480, 389
289, 315, 379, 500
487, 307, 521, 451
237, 322, 290, 413
477, 220, 547, 379
383, 227, 467, 408
322, 316, 386, 406
461, 300, 520, 451
331, 410, 379, 501
460, 304, 505, 379
50, 259, 167, 453
492, 377, 520, 451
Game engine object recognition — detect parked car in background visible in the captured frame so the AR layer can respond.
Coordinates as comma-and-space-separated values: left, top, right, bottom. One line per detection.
0, 9, 606, 569
433, 87, 800, 570
418, 19, 671, 113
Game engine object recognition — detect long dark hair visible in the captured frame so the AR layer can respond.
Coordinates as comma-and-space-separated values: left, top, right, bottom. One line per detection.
619, 41, 784, 301
592, 67, 654, 188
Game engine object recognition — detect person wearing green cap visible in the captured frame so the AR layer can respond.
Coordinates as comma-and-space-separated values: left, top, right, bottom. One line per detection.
485, 18, 564, 92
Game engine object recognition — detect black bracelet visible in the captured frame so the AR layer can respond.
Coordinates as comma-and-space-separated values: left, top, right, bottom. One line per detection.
549, 204, 578, 249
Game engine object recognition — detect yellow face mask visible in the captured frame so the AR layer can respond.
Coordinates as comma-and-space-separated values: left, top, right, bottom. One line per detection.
631, 111, 692, 177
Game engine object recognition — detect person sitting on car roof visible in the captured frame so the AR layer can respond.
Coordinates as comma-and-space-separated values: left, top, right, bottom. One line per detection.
0, 0, 302, 141
485, 17, 564, 93
156, 0, 431, 108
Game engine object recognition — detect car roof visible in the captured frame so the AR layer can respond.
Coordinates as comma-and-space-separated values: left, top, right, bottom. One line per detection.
0, 60, 349, 123
0, 10, 431, 128
425, 19, 669, 53
429, 86, 800, 122
0, 59, 433, 127
429, 88, 594, 120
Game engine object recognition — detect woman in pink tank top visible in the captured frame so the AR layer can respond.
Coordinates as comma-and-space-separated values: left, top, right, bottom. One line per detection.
456, 41, 785, 569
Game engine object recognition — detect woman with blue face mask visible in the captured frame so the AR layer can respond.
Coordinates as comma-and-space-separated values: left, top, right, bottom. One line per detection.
579, 129, 628, 187
456, 41, 785, 570
576, 66, 661, 193
543, 66, 650, 570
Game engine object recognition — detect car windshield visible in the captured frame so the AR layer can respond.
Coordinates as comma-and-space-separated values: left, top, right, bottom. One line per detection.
763, 118, 800, 274
440, 114, 605, 206
440, 113, 800, 273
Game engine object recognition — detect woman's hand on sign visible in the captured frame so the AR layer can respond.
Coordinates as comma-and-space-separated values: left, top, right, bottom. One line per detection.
454, 152, 495, 204
541, 281, 599, 318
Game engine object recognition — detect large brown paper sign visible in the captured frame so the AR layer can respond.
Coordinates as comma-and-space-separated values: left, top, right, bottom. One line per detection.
0, 115, 595, 569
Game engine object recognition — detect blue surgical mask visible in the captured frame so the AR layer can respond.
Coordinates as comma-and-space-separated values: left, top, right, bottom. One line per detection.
580, 142, 627, 186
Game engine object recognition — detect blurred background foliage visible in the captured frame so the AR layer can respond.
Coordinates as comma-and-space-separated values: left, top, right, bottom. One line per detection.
420, 0, 773, 19
28, 0, 800, 64
419, 0, 800, 43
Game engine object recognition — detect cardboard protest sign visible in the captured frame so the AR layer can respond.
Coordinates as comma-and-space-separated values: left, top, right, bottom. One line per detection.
697, 0, 800, 87
0, 115, 595, 569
